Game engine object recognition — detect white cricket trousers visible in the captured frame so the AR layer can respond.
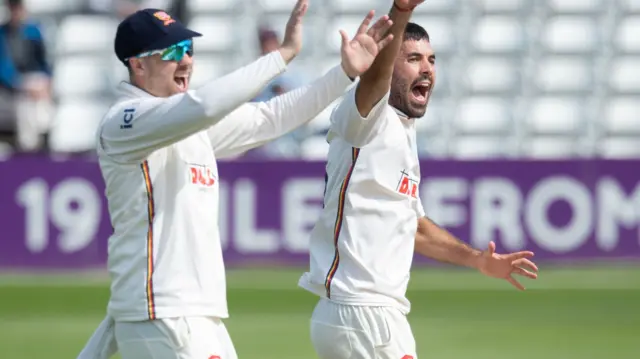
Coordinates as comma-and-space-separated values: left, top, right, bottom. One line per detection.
310, 298, 417, 359
77, 315, 237, 359
116, 317, 237, 359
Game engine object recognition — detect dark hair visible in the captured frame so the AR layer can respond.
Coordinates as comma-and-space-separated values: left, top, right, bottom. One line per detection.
404, 22, 430, 42
258, 27, 278, 43
6, 0, 23, 7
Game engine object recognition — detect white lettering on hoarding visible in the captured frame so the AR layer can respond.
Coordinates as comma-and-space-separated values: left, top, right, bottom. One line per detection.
525, 176, 593, 253
282, 179, 324, 253
420, 176, 638, 253
16, 178, 48, 253
16, 177, 101, 254
51, 178, 101, 253
14, 174, 640, 256
597, 177, 640, 251
233, 179, 279, 254
421, 178, 468, 227
471, 178, 524, 251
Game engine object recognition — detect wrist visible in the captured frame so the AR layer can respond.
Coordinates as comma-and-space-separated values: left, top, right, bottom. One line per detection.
340, 62, 357, 81
469, 250, 483, 270
277, 46, 297, 64
393, 2, 415, 12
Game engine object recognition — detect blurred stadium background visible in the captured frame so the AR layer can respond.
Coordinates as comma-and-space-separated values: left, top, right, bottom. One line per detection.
0, 0, 639, 358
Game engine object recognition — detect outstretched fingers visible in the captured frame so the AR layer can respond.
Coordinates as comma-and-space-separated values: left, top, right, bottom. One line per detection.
507, 276, 526, 291
366, 15, 393, 42
377, 32, 395, 51
357, 10, 376, 35
513, 267, 538, 280
511, 258, 539, 273
506, 251, 535, 260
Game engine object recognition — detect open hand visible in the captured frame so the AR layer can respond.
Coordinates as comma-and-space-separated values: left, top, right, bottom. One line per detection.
477, 241, 539, 290
279, 0, 308, 63
339, 10, 395, 79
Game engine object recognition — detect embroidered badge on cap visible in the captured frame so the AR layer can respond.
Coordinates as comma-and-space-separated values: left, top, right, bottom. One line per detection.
153, 11, 175, 26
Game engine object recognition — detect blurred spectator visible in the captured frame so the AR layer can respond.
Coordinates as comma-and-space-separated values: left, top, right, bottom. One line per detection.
240, 25, 310, 160
0, 0, 53, 153
253, 26, 306, 102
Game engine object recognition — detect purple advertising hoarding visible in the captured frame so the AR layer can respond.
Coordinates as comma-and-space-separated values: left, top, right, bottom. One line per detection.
1, 156, 639, 269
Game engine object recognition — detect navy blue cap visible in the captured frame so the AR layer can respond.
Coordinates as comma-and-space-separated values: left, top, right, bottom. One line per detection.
114, 8, 202, 65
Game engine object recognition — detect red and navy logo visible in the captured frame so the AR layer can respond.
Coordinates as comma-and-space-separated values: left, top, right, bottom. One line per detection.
188, 164, 216, 188
396, 170, 418, 198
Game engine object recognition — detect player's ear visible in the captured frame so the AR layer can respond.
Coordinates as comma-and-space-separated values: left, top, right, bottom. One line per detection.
128, 57, 145, 77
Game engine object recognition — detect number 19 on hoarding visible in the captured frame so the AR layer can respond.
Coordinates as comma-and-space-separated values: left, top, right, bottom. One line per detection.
15, 178, 102, 254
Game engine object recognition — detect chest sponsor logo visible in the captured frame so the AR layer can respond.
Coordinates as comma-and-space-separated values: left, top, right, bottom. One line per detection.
120, 108, 135, 129
189, 164, 216, 188
396, 169, 419, 198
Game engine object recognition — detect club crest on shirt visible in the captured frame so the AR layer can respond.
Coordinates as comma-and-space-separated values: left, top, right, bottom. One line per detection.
188, 164, 216, 188
396, 169, 418, 198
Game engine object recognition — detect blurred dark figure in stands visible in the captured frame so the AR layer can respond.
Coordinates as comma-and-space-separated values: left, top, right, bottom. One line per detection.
253, 26, 304, 102
0, 0, 53, 153
234, 25, 308, 160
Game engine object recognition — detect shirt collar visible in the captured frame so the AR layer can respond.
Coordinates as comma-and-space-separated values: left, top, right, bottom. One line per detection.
117, 81, 155, 99
117, 81, 196, 100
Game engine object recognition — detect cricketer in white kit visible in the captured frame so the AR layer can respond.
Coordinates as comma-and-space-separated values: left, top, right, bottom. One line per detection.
76, 1, 396, 358
299, 1, 540, 358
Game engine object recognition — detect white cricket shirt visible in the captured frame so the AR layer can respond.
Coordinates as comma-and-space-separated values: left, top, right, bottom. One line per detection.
96, 51, 353, 322
299, 86, 425, 314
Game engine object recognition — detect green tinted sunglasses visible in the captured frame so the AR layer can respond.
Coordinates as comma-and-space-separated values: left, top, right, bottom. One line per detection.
133, 39, 194, 62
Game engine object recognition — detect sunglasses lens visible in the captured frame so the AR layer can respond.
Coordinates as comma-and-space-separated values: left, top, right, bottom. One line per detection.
162, 48, 182, 61
161, 41, 192, 61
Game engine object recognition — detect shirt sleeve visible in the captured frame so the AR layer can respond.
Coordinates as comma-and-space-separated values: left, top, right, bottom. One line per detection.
208, 64, 354, 159
99, 51, 287, 163
327, 83, 390, 148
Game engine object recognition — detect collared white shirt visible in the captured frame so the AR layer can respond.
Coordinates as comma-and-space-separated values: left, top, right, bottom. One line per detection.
299, 86, 424, 314
97, 51, 353, 321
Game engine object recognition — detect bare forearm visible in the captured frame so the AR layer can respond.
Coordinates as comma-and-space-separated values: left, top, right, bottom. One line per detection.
355, 3, 413, 116
363, 4, 412, 79
415, 217, 482, 269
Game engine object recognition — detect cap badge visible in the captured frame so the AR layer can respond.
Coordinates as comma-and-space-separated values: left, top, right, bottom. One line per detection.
153, 11, 175, 26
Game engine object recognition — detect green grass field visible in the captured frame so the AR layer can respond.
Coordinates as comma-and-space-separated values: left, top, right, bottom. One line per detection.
1, 265, 639, 359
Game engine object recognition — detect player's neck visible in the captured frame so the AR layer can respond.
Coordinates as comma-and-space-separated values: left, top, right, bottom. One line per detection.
392, 106, 412, 120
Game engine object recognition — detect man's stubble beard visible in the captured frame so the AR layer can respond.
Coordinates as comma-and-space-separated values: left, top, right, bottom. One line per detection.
389, 76, 429, 119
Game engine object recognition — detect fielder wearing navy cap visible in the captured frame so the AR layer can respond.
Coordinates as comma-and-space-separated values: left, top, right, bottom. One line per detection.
114, 8, 202, 66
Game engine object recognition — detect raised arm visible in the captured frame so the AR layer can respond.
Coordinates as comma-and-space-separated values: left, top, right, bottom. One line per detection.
207, 11, 395, 158
330, 0, 424, 147
99, 0, 308, 163
357, 0, 422, 116
209, 65, 349, 158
